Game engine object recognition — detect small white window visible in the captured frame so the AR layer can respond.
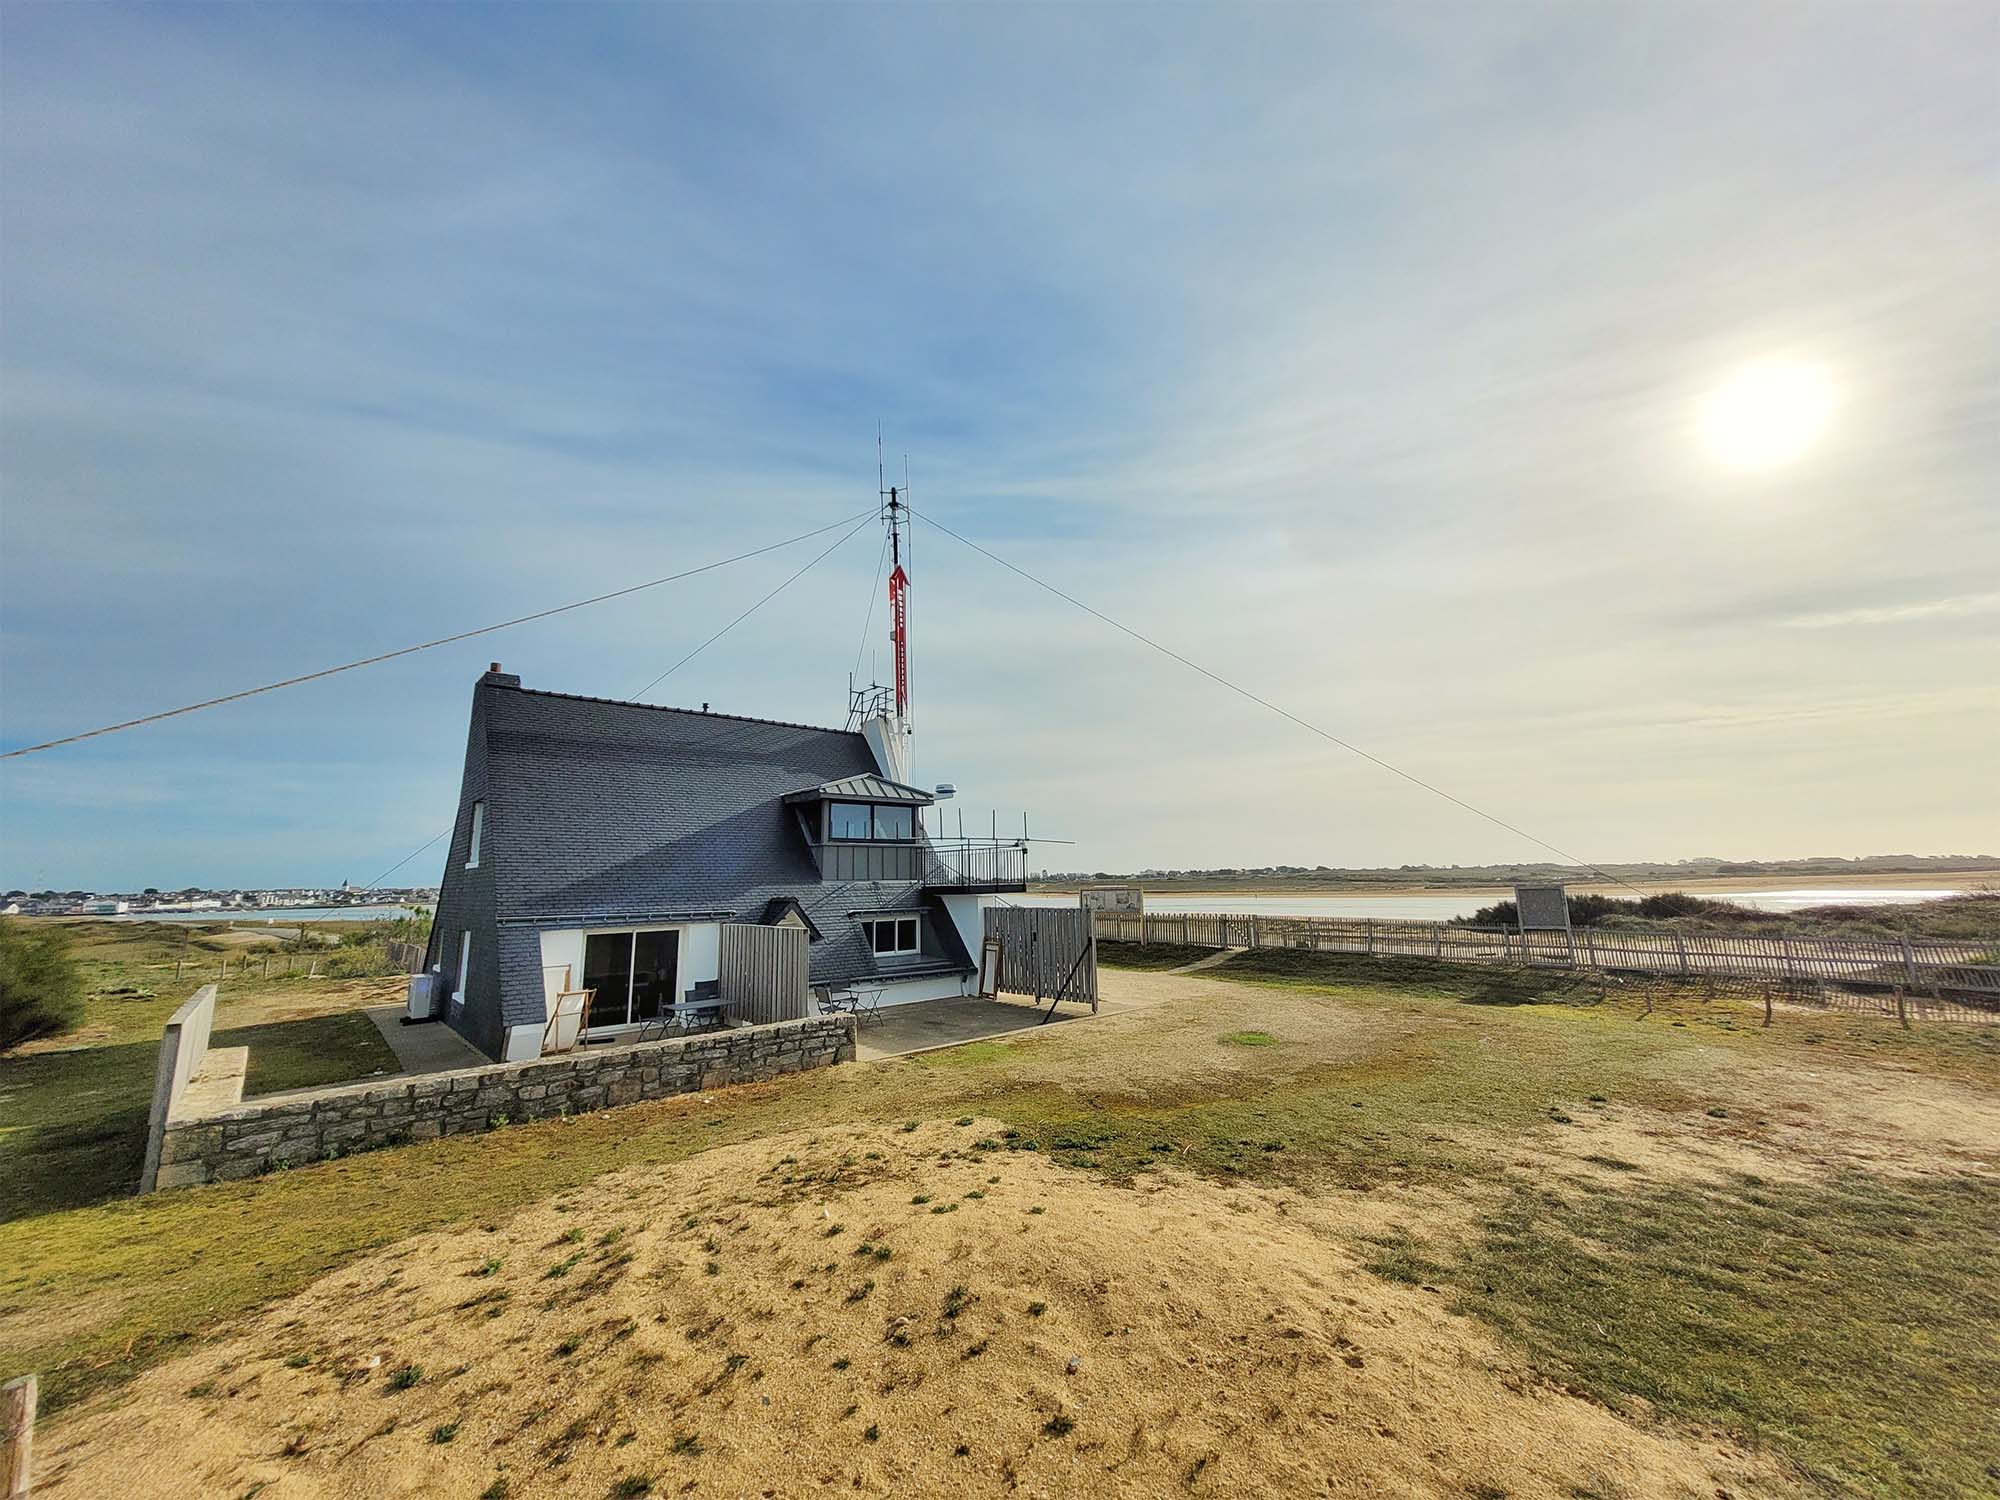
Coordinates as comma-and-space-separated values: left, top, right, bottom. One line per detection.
454, 931, 472, 1010
466, 801, 484, 868
868, 917, 920, 955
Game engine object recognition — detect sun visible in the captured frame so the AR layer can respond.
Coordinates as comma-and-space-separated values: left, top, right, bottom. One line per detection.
1698, 359, 1835, 470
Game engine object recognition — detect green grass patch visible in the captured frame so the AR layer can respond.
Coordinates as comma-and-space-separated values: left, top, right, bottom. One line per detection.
1431, 1171, 2000, 1498
1220, 1030, 1277, 1047
224, 1012, 399, 1099
1094, 942, 1215, 971
0, 1037, 161, 1218
1359, 1230, 1449, 1286
917, 1039, 1018, 1067
1214, 947, 1610, 1006
0, 1011, 398, 1220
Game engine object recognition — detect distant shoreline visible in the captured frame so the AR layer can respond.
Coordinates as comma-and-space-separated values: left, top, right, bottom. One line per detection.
1033, 870, 2000, 900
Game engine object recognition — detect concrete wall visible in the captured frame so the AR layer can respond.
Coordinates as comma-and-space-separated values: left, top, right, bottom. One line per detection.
138, 984, 218, 1193
147, 1013, 857, 1192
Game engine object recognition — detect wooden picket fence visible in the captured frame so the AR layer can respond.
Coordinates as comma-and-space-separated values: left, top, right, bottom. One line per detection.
1091, 912, 2000, 1002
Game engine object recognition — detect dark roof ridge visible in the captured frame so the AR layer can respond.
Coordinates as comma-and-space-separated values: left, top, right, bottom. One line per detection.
492, 682, 858, 738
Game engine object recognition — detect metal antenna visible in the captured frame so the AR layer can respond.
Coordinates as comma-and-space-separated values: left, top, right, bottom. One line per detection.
903, 452, 912, 727
879, 441, 909, 720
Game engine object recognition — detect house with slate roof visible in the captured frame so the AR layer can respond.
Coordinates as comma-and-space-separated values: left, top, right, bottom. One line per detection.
420, 664, 1028, 1060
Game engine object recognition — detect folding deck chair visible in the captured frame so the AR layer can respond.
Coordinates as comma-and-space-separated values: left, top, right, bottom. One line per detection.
813, 980, 885, 1023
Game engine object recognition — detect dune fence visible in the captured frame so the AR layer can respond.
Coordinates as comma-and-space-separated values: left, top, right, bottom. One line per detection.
1092, 912, 2000, 1010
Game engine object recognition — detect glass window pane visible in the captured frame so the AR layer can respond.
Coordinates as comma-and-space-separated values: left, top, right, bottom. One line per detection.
897, 919, 918, 951
582, 933, 634, 1026
631, 930, 679, 1021
872, 805, 914, 841
871, 920, 895, 954
829, 802, 873, 840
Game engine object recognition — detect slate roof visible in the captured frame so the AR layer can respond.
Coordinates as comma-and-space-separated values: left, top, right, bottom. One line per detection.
471, 680, 964, 986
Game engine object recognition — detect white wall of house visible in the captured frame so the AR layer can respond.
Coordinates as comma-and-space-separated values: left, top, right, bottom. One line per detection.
936, 893, 991, 972
873, 970, 975, 1008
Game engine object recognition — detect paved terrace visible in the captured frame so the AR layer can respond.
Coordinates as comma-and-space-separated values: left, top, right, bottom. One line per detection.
233, 978, 1180, 1116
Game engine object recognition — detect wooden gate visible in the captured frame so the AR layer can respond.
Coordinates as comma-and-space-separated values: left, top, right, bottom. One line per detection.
982, 906, 1098, 1011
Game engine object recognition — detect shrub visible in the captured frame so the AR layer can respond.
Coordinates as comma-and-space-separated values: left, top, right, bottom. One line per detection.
0, 919, 86, 1051
320, 945, 404, 979
1461, 891, 1746, 930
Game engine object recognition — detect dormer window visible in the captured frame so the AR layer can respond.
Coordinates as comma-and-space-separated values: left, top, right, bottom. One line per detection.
829, 802, 914, 841
829, 802, 873, 840
865, 916, 921, 955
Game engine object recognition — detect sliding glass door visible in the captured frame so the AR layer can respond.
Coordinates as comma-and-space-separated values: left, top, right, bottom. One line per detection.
581, 929, 679, 1029
630, 930, 677, 1022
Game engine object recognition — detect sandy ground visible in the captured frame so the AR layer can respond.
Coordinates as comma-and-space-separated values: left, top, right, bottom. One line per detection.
39, 1120, 1795, 1500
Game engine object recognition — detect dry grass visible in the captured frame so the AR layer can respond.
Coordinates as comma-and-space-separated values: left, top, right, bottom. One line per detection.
6, 957, 1999, 1496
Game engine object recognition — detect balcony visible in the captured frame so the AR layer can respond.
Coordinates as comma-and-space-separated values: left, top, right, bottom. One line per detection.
921, 839, 1028, 891
808, 838, 1028, 891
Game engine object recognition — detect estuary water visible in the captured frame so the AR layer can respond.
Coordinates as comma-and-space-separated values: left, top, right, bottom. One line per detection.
1012, 888, 1964, 921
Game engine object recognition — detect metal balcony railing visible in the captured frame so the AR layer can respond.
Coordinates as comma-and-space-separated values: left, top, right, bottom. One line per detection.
809, 838, 1029, 888
921, 839, 1029, 889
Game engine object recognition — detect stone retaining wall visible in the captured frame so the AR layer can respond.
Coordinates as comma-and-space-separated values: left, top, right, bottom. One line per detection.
150, 1014, 857, 1192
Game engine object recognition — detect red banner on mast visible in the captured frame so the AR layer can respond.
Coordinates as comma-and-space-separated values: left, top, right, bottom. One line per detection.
888, 563, 909, 717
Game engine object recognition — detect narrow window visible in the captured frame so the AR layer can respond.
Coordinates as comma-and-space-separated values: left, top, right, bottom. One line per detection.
454, 931, 472, 1009
466, 801, 484, 868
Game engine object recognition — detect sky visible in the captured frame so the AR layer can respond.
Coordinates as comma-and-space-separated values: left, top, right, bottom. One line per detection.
2, 3, 1996, 890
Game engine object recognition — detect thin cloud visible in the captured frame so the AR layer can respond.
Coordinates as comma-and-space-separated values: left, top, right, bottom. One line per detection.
3, 5, 1996, 883
1782, 593, 2000, 629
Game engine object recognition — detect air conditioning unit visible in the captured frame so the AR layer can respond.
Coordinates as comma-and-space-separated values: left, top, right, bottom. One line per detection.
405, 973, 438, 1023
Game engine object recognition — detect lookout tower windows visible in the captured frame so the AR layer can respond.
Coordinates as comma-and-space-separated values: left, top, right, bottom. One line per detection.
828, 802, 914, 841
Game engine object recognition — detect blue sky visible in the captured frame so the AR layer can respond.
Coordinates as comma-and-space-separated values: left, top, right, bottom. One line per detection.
2, 3, 1996, 890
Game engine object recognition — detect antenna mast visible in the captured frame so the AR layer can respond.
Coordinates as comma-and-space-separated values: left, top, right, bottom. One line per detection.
880, 435, 910, 722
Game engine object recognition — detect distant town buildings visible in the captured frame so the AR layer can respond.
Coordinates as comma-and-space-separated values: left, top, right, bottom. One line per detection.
0, 886, 439, 917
